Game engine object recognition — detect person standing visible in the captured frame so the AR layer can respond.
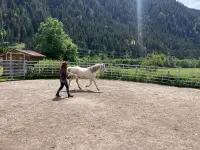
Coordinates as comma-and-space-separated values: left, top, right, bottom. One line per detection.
56, 61, 73, 98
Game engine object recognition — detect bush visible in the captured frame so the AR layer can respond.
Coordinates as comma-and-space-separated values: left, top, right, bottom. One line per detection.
80, 53, 200, 69
176, 59, 198, 68
79, 57, 141, 65
25, 60, 60, 79
0, 47, 13, 53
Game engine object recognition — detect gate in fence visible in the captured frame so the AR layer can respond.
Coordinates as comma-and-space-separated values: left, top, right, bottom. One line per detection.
0, 60, 41, 80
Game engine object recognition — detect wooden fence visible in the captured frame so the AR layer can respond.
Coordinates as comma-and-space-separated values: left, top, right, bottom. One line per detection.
1, 60, 200, 88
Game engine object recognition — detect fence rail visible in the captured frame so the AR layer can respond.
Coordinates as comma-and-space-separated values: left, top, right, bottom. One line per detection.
1, 60, 200, 88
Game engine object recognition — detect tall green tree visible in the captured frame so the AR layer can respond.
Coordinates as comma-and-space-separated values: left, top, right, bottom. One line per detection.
0, 29, 6, 46
35, 17, 78, 61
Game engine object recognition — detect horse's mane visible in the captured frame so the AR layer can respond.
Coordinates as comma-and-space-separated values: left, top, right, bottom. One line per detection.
88, 64, 102, 73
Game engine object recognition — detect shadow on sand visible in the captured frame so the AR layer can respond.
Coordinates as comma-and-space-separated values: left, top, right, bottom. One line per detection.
62, 89, 103, 94
52, 97, 68, 101
52, 89, 102, 101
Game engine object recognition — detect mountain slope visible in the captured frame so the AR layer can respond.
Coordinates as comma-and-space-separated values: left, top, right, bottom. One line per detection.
0, 0, 200, 58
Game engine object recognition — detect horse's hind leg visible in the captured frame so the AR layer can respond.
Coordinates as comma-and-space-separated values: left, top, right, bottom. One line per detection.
92, 79, 99, 91
76, 78, 82, 89
68, 74, 75, 87
86, 79, 92, 87
69, 78, 73, 87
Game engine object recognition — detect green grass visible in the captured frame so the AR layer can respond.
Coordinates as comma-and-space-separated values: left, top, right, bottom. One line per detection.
0, 68, 6, 82
0, 78, 7, 82
9, 43, 25, 49
159, 68, 200, 76
0, 68, 3, 76
0, 67, 6, 82
101, 66, 200, 88
110, 67, 200, 77
1, 42, 25, 49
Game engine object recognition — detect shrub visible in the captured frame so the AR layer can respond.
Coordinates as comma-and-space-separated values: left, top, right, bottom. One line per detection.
25, 60, 60, 79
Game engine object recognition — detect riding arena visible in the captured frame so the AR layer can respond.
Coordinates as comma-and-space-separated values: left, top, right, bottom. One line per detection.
0, 61, 200, 150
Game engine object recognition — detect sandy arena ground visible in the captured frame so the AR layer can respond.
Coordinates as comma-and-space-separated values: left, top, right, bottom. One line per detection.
0, 79, 200, 150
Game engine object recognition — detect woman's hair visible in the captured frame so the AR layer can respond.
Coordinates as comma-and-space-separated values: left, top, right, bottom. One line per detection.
60, 63, 67, 70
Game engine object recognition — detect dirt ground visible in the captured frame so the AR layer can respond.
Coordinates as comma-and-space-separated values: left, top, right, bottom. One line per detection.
0, 79, 200, 150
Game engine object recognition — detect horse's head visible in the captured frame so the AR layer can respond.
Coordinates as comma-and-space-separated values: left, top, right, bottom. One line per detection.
88, 63, 106, 74
100, 63, 106, 73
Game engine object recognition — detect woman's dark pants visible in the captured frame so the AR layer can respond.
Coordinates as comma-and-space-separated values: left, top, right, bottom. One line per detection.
56, 79, 70, 96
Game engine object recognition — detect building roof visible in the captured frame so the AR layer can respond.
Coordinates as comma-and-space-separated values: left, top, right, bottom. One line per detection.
0, 49, 46, 57
16, 49, 46, 57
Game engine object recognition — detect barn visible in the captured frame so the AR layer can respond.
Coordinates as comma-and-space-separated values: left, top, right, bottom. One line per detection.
0, 49, 46, 61
0, 49, 46, 77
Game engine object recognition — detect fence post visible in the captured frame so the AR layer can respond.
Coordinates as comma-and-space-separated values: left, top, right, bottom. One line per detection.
177, 67, 180, 82
168, 71, 170, 82
52, 61, 53, 75
10, 60, 13, 79
23, 60, 26, 78
135, 65, 138, 80
39, 62, 41, 75
191, 68, 194, 86
161, 68, 164, 82
122, 64, 125, 78
111, 64, 113, 78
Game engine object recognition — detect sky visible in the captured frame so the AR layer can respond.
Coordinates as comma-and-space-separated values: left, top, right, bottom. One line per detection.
176, 0, 200, 10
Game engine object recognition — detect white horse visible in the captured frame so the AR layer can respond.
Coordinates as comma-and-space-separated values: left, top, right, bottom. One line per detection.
67, 63, 106, 91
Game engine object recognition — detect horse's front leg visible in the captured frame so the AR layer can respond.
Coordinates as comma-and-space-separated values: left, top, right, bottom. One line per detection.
86, 79, 92, 87
76, 78, 82, 90
92, 78, 100, 91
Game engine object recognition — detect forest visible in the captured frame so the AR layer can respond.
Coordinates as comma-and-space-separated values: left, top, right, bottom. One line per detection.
0, 0, 200, 59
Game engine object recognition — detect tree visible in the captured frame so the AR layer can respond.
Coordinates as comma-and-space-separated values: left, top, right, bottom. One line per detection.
0, 29, 6, 46
35, 17, 78, 61
1, 0, 200, 58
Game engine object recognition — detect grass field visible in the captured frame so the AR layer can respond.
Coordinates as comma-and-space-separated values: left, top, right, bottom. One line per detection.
110, 67, 200, 78
101, 66, 200, 88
